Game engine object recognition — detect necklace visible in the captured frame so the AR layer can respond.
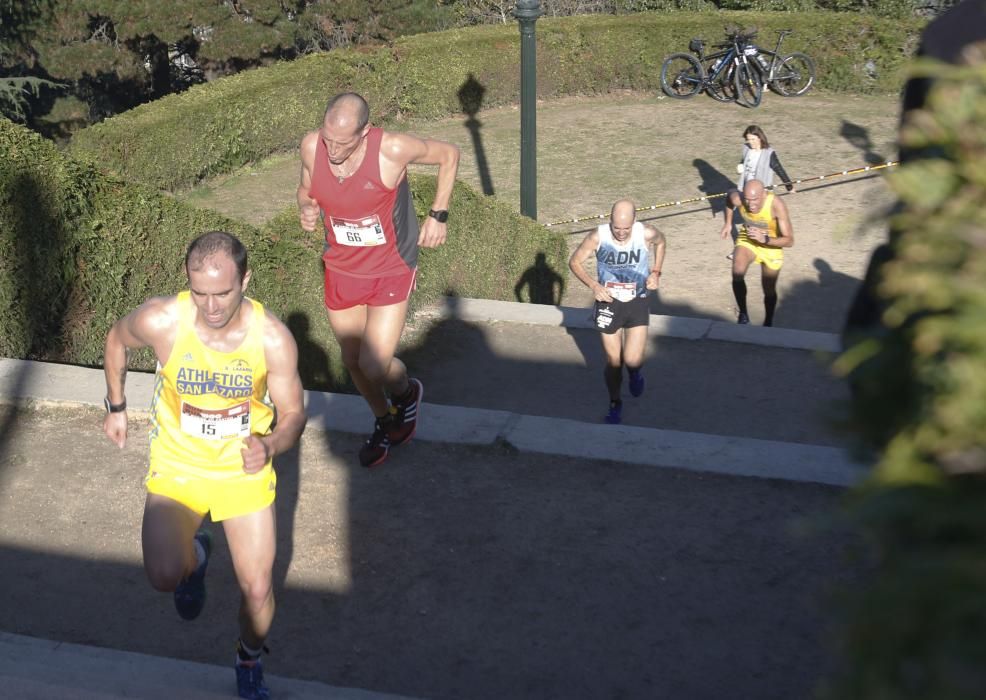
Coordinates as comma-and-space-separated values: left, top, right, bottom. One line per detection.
331, 140, 367, 183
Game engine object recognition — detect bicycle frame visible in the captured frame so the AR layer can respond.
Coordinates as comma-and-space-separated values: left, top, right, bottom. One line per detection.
761, 30, 792, 76
690, 40, 742, 90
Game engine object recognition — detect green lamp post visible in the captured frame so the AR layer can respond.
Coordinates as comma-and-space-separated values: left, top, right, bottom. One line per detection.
514, 0, 541, 220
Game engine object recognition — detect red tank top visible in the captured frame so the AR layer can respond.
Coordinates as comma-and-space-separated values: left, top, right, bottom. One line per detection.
309, 127, 419, 278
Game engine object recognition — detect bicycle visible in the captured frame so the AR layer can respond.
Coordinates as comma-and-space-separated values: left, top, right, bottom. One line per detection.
744, 29, 816, 98
660, 29, 757, 104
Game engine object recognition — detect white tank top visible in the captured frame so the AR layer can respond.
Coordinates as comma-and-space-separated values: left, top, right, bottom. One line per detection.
595, 221, 650, 301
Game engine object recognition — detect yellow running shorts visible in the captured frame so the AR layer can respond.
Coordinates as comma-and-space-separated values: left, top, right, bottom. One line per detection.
145, 464, 276, 521
736, 237, 784, 271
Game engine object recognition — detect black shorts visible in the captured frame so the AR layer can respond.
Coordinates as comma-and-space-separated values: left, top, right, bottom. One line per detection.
594, 296, 649, 334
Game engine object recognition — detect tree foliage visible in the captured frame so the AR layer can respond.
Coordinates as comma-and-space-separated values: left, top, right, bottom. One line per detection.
830, 53, 986, 700
0, 0, 61, 122
15, 1, 454, 125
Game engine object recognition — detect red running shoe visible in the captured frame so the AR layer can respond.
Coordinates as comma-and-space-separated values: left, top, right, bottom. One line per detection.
358, 417, 391, 467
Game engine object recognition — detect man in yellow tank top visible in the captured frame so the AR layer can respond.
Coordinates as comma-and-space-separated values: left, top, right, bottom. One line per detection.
101, 231, 306, 700
719, 180, 795, 326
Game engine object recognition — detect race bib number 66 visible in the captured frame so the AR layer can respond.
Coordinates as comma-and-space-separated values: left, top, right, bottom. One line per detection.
180, 401, 251, 441
329, 214, 386, 247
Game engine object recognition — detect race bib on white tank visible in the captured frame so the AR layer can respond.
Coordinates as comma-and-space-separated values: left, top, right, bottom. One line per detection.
329, 214, 386, 247
604, 281, 637, 303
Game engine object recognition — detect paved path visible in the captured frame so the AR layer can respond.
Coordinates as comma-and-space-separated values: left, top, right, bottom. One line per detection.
0, 299, 865, 699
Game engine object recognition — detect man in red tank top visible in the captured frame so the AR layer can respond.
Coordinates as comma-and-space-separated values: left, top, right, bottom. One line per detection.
298, 92, 460, 467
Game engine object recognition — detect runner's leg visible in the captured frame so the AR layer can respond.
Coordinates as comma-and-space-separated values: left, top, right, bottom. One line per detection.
731, 246, 755, 321
326, 304, 388, 417
224, 503, 277, 651
621, 325, 648, 374
361, 299, 411, 399
600, 330, 624, 403
762, 265, 781, 327
141, 493, 205, 591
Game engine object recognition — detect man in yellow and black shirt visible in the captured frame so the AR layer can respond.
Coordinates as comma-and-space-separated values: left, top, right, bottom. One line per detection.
102, 231, 305, 700
719, 180, 795, 326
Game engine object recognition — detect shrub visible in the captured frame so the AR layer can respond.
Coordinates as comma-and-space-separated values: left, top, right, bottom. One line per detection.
69, 11, 924, 191
1, 118, 567, 390
830, 58, 986, 699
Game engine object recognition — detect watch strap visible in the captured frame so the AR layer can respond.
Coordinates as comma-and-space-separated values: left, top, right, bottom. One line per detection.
104, 396, 127, 413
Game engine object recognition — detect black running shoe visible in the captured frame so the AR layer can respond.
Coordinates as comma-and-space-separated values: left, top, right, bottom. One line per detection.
387, 378, 423, 447
359, 417, 391, 467
737, 312, 750, 325
174, 529, 211, 621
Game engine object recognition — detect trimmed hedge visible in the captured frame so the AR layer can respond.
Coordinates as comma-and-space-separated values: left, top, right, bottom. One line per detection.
1, 118, 565, 389
70, 11, 924, 191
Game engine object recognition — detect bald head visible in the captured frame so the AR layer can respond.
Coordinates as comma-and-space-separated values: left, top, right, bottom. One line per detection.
742, 179, 766, 213
743, 180, 765, 199
611, 199, 636, 227
323, 92, 370, 132
610, 199, 636, 241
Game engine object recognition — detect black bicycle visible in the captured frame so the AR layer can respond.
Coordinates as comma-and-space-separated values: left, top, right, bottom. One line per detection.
661, 28, 768, 105
744, 29, 816, 98
661, 28, 814, 107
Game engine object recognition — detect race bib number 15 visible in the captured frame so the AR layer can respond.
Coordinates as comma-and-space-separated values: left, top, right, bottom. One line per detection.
180, 401, 251, 441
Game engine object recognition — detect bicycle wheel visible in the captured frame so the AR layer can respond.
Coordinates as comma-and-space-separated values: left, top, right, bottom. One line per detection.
706, 64, 736, 102
733, 61, 763, 108
660, 53, 704, 99
770, 52, 815, 97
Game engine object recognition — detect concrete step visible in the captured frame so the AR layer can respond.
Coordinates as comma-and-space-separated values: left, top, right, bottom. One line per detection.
0, 632, 416, 700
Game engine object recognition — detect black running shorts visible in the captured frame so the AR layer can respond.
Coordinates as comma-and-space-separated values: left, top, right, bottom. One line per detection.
593, 296, 649, 334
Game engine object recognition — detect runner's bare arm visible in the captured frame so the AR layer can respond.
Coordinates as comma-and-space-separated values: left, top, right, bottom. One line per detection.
720, 191, 741, 239
763, 196, 795, 248
297, 132, 321, 232
102, 297, 177, 448
644, 225, 667, 290
381, 132, 460, 248
241, 313, 307, 474
568, 231, 613, 303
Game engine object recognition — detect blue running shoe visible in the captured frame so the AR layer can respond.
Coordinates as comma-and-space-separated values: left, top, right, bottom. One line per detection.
605, 401, 622, 425
236, 659, 271, 700
174, 529, 211, 621
628, 370, 645, 398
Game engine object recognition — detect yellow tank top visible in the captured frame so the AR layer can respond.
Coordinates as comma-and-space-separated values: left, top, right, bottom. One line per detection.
149, 291, 274, 479
738, 192, 778, 245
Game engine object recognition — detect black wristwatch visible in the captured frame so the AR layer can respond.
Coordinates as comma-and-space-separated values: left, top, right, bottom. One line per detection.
428, 209, 449, 223
104, 396, 127, 414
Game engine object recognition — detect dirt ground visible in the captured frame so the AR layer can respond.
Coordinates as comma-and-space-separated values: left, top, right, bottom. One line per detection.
0, 402, 856, 699
183, 91, 900, 333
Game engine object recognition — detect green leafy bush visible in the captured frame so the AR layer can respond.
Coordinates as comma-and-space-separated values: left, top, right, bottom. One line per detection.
1, 118, 566, 389
830, 58, 986, 699
69, 11, 923, 191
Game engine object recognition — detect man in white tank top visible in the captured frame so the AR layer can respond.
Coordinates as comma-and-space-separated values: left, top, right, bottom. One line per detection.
570, 199, 666, 424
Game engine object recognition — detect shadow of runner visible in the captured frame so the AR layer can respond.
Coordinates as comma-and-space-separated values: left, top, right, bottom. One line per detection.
839, 120, 887, 166
286, 312, 335, 392
693, 157, 735, 218
776, 257, 863, 332
514, 252, 565, 304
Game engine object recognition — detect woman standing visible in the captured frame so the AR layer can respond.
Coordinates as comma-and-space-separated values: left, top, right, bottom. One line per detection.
736, 125, 795, 192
